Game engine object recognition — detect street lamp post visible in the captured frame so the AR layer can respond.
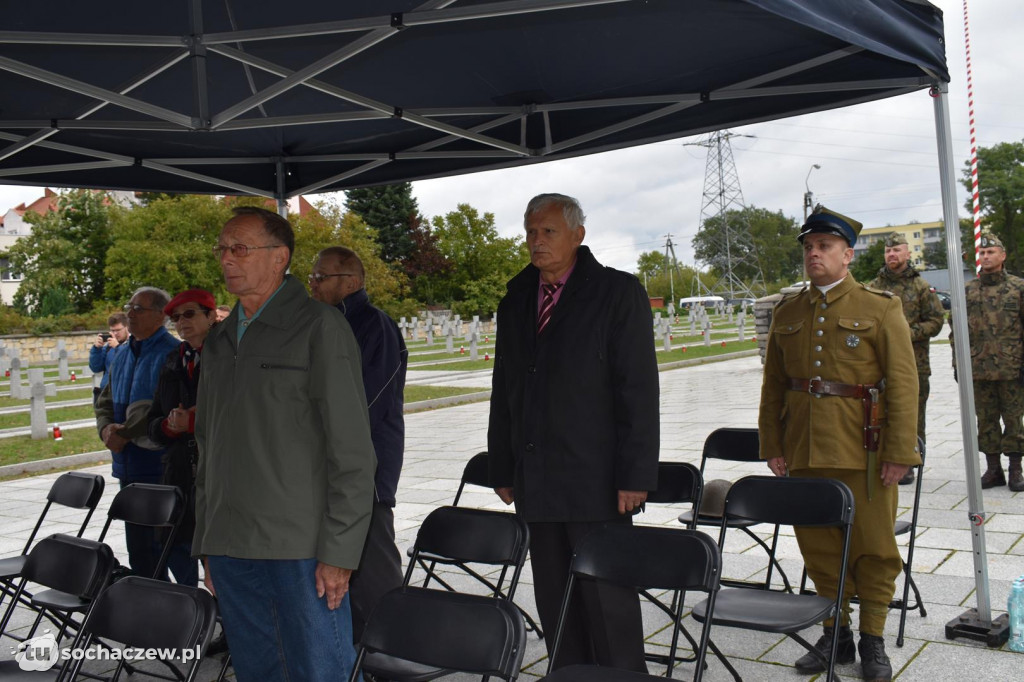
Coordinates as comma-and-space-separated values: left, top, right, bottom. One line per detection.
804, 164, 821, 222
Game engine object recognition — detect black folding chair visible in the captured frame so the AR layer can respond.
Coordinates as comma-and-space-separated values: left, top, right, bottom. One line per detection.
98, 483, 185, 582
0, 533, 115, 678
63, 577, 217, 682
795, 437, 927, 648
351, 586, 526, 682
0, 472, 105, 642
364, 505, 529, 681
691, 476, 855, 682
640, 462, 705, 668
893, 436, 927, 647
677, 428, 792, 592
411, 451, 543, 638
540, 525, 721, 682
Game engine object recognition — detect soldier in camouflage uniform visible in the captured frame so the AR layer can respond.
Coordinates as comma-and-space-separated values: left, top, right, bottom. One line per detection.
869, 232, 944, 485
956, 232, 1024, 492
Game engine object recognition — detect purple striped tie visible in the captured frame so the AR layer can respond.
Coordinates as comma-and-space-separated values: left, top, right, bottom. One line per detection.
537, 282, 562, 334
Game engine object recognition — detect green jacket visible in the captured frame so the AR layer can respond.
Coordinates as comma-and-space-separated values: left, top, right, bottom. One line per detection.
193, 275, 376, 568
868, 265, 944, 375
959, 270, 1024, 381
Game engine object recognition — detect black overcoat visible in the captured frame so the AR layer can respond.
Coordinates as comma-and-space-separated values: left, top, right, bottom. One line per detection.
487, 245, 660, 522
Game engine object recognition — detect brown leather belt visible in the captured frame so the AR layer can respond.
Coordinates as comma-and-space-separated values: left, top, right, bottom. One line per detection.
787, 377, 882, 399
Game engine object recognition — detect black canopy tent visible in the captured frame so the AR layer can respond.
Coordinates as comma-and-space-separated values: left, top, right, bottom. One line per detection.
0, 0, 947, 198
0, 0, 1002, 644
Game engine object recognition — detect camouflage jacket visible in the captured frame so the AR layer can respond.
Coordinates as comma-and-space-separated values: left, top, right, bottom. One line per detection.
868, 266, 944, 375
955, 270, 1024, 381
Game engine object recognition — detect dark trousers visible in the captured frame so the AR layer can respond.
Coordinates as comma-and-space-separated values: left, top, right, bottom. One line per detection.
349, 502, 404, 643
119, 476, 163, 579
529, 519, 647, 672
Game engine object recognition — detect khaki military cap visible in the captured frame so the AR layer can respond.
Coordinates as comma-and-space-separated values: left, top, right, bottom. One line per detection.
884, 232, 908, 247
979, 232, 1004, 249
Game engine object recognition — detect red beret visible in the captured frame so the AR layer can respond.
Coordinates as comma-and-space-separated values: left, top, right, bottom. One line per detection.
164, 288, 217, 316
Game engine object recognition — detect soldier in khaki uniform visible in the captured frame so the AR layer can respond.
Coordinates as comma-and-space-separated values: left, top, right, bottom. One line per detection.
760, 206, 920, 682
868, 232, 945, 485
956, 232, 1024, 491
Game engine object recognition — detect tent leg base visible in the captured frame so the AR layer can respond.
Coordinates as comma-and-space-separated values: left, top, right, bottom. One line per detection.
944, 608, 1009, 648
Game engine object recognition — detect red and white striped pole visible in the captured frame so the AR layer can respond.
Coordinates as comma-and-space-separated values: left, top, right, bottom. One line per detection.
964, 0, 982, 273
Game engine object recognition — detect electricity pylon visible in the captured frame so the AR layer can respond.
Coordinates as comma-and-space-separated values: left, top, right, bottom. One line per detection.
689, 130, 766, 299
662, 233, 685, 306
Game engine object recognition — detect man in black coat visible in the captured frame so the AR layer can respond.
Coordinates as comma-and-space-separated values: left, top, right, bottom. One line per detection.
488, 193, 660, 671
310, 246, 408, 642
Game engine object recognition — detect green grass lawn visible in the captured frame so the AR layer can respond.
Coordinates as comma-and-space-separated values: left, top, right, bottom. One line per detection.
0, 385, 94, 409
404, 386, 482, 402
0, 428, 104, 467
0, 385, 483, 471
0, 404, 97, 430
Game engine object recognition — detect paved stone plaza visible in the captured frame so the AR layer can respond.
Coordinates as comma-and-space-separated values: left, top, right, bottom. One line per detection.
2, 353, 1022, 679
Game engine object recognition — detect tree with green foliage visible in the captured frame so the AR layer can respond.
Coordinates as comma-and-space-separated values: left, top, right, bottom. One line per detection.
691, 206, 802, 285
103, 195, 233, 305
427, 204, 529, 315
289, 199, 408, 313
851, 239, 885, 282
922, 234, 948, 270
6, 190, 114, 316
633, 250, 701, 304
961, 139, 1024, 272
345, 183, 422, 263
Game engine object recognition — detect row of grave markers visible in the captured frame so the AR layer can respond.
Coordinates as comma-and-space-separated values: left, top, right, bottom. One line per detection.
1, 341, 86, 440
397, 314, 496, 353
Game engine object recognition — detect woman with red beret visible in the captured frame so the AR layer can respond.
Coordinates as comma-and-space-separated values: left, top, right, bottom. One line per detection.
146, 288, 218, 588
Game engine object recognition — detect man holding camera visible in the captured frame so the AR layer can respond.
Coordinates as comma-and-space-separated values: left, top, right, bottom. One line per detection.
89, 312, 129, 402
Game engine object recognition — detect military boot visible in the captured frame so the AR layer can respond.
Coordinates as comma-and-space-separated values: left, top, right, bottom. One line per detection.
1008, 454, 1024, 492
858, 634, 893, 682
981, 454, 1006, 489
794, 625, 855, 673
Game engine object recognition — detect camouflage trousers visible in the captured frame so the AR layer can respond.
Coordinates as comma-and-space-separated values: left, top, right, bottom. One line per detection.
917, 373, 929, 443
973, 379, 1024, 455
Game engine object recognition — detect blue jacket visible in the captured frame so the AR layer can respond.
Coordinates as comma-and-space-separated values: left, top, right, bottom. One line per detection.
96, 327, 181, 480
338, 289, 407, 507
88, 344, 116, 389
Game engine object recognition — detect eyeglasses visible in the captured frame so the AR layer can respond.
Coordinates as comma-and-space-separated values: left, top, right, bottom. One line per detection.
123, 303, 162, 314
170, 309, 206, 323
212, 243, 282, 258
307, 273, 356, 284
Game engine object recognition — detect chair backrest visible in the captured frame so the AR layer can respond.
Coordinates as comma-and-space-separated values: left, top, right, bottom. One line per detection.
722, 476, 855, 529
67, 577, 216, 682
354, 586, 526, 681
407, 506, 529, 597
701, 427, 760, 468
21, 534, 115, 601
20, 472, 106, 554
103, 483, 184, 529
453, 451, 490, 506
646, 461, 702, 506
570, 524, 720, 593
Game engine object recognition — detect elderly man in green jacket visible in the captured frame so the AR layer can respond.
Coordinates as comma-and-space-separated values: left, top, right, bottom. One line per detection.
194, 206, 375, 682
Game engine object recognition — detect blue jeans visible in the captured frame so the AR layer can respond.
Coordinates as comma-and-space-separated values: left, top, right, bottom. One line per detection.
206, 556, 360, 682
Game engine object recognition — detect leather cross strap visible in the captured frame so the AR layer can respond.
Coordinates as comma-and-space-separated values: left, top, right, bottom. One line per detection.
787, 377, 883, 399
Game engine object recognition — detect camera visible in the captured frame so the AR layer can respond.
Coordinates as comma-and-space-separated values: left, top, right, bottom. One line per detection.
100, 333, 112, 342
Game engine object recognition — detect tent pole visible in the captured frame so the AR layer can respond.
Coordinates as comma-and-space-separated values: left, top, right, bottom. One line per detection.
276, 158, 288, 218
931, 82, 1009, 647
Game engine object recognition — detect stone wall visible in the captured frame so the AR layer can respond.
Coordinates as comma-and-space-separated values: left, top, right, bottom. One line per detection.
0, 331, 103, 366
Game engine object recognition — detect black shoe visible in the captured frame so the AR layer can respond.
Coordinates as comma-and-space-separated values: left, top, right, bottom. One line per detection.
898, 468, 915, 485
206, 633, 229, 656
794, 626, 855, 673
981, 468, 1006, 489
1010, 468, 1024, 492
858, 634, 893, 682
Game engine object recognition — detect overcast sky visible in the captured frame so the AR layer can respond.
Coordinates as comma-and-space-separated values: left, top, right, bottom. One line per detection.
1, 0, 1019, 275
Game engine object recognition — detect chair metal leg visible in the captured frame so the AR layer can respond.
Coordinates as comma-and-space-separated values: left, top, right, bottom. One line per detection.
739, 527, 792, 592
